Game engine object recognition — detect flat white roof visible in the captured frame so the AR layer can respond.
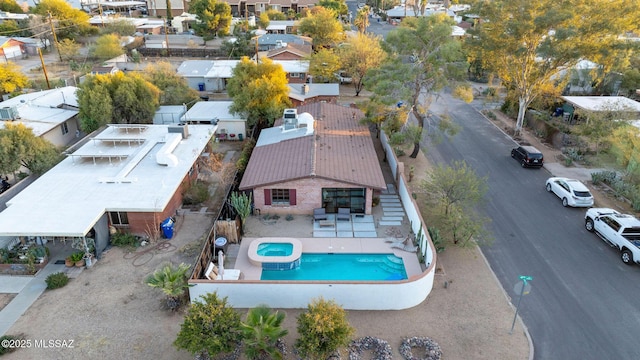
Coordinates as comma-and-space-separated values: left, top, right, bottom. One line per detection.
177, 60, 215, 77
562, 96, 640, 112
272, 59, 309, 73
181, 101, 244, 122
0, 124, 216, 237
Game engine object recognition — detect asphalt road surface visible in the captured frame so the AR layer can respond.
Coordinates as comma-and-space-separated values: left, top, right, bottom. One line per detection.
425, 92, 640, 359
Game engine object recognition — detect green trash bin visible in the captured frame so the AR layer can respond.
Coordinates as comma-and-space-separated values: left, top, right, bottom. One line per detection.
238, 133, 243, 141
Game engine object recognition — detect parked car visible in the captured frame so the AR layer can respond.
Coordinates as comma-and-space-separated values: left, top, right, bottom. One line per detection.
510, 145, 544, 168
545, 177, 594, 207
335, 72, 352, 84
103, 9, 116, 15
585, 208, 640, 265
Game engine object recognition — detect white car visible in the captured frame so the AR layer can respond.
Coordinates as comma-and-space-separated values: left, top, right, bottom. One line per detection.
545, 177, 594, 207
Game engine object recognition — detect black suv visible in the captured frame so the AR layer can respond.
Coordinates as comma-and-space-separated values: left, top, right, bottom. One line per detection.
511, 145, 544, 168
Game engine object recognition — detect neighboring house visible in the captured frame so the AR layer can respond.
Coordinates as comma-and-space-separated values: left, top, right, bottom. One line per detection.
181, 101, 246, 141
239, 102, 386, 215
222, 0, 315, 17
560, 96, 640, 123
272, 59, 309, 84
265, 42, 312, 60
91, 65, 120, 75
265, 20, 299, 34
287, 83, 339, 107
0, 36, 26, 60
176, 60, 216, 91
0, 87, 81, 148
255, 34, 312, 52
0, 11, 29, 23
0, 123, 216, 256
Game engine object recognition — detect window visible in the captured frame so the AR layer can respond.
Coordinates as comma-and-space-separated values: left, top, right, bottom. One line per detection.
271, 189, 290, 205
109, 212, 129, 226
61, 122, 69, 135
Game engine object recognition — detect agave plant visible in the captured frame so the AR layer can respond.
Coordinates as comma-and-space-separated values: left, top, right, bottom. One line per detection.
241, 305, 288, 360
145, 263, 191, 311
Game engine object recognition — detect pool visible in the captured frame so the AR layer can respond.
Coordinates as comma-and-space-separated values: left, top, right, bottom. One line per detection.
257, 243, 294, 257
261, 253, 407, 281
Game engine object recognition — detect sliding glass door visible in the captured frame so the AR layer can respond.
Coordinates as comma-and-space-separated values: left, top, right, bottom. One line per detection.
321, 188, 365, 213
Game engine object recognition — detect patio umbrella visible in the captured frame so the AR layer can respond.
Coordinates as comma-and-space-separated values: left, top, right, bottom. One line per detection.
218, 250, 225, 280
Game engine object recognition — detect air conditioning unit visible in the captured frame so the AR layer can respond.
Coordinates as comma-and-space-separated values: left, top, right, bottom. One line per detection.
0, 106, 19, 121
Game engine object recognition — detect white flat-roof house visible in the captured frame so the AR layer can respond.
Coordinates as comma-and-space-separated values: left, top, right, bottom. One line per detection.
0, 87, 81, 148
181, 101, 246, 141
0, 123, 216, 256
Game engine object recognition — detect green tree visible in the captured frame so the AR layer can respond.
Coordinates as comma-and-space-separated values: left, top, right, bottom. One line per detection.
0, 123, 61, 176
143, 61, 200, 106
467, 0, 640, 135
227, 57, 292, 130
33, 0, 92, 39
145, 263, 191, 311
575, 104, 634, 156
0, 0, 23, 13
338, 32, 386, 95
621, 68, 640, 99
174, 292, 243, 360
308, 47, 341, 83
241, 305, 288, 360
420, 160, 490, 246
102, 19, 136, 36
91, 33, 124, 59
353, 5, 370, 33
221, 31, 254, 58
610, 126, 640, 177
318, 0, 348, 17
77, 81, 113, 133
57, 38, 81, 61
0, 19, 19, 35
0, 62, 28, 96
190, 0, 232, 39
368, 14, 467, 158
264, 8, 286, 20
298, 6, 344, 49
295, 297, 354, 360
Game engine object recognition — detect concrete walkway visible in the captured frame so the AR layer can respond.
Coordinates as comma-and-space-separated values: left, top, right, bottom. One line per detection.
0, 263, 67, 336
543, 162, 606, 182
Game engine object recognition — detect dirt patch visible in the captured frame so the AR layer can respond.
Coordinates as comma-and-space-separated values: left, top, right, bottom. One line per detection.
0, 294, 16, 311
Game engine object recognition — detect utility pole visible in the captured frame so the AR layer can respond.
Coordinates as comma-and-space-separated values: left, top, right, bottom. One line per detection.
38, 47, 51, 89
47, 12, 62, 62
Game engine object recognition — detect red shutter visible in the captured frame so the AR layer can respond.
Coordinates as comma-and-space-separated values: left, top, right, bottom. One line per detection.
289, 189, 296, 205
264, 189, 271, 205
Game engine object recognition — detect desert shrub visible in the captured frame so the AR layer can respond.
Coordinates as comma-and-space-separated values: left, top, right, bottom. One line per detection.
591, 170, 618, 185
295, 297, 354, 360
183, 181, 209, 205
236, 139, 256, 174
111, 232, 138, 247
46, 272, 70, 289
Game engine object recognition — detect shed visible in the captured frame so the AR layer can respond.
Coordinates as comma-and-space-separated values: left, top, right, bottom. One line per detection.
180, 101, 246, 141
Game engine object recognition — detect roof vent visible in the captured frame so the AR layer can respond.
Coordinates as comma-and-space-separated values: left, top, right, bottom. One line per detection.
168, 123, 189, 139
0, 106, 19, 121
283, 109, 297, 131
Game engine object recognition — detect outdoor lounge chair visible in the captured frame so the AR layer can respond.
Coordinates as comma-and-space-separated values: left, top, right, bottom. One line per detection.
314, 208, 328, 221
337, 208, 351, 221
389, 235, 418, 252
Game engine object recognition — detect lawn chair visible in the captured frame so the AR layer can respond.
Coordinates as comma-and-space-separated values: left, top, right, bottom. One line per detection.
314, 208, 328, 221
337, 207, 351, 221
390, 235, 418, 252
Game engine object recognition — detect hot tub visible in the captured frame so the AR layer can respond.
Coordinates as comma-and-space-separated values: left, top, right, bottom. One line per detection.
248, 238, 302, 270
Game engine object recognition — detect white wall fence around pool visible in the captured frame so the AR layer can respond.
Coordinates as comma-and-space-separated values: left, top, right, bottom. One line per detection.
188, 131, 438, 310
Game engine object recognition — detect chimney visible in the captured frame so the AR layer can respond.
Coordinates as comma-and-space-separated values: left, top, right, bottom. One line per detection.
302, 84, 309, 95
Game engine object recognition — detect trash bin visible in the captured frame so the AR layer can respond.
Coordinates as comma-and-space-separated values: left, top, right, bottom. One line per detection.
238, 133, 243, 141
214, 237, 228, 254
160, 217, 175, 239
198, 83, 205, 91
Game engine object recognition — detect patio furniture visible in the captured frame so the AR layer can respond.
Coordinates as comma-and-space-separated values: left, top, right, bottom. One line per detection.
337, 207, 351, 221
389, 235, 418, 252
318, 220, 334, 228
314, 208, 328, 221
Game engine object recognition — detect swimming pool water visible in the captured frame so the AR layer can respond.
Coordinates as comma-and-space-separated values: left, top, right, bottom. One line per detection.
260, 253, 407, 281
257, 242, 294, 256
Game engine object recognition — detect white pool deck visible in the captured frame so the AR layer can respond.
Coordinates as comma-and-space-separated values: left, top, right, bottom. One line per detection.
236, 237, 424, 281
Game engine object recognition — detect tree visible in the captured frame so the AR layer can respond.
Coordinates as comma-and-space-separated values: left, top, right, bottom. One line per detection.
308, 47, 340, 83
575, 104, 634, 156
102, 19, 136, 36
295, 297, 354, 360
318, 0, 348, 18
338, 32, 386, 95
264, 9, 286, 20
610, 126, 640, 177
241, 305, 288, 360
143, 61, 200, 106
419, 160, 490, 246
190, 0, 232, 39
165, 0, 172, 22
298, 6, 344, 49
467, 0, 640, 135
77, 81, 113, 133
0, 20, 19, 35
0, 0, 23, 13
367, 14, 468, 158
57, 38, 81, 61
621, 68, 640, 99
0, 123, 61, 176
145, 263, 191, 311
91, 34, 124, 59
221, 31, 254, 58
0, 62, 28, 96
227, 57, 291, 131
33, 0, 92, 39
353, 5, 370, 33
174, 292, 243, 360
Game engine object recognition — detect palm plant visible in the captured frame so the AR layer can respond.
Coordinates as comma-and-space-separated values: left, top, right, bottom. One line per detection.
145, 263, 191, 311
241, 305, 288, 360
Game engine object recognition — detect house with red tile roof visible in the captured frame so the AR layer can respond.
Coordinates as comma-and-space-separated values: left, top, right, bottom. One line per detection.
238, 102, 386, 216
